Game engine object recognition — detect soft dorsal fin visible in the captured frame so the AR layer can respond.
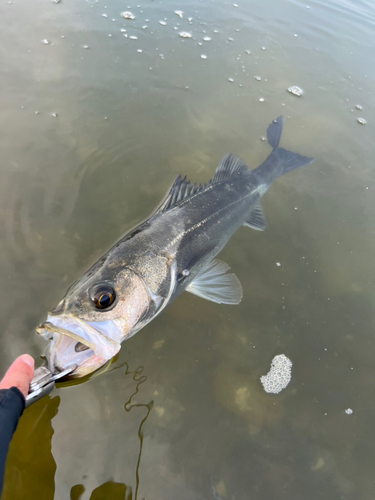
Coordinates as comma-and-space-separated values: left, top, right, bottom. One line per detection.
211, 154, 250, 183
243, 202, 267, 231
154, 175, 204, 214
154, 153, 250, 215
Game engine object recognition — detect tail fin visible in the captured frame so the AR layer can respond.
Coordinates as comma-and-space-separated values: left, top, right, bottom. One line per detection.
254, 116, 314, 182
267, 116, 284, 148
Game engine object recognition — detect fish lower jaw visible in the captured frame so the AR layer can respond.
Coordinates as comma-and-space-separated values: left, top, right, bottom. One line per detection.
38, 314, 128, 378
67, 354, 107, 379
44, 332, 103, 378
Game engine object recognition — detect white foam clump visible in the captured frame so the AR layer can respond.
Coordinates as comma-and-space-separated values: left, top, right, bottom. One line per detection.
287, 85, 303, 97
120, 11, 135, 20
260, 354, 292, 394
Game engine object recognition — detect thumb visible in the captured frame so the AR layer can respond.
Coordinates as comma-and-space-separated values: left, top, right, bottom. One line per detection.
0, 354, 35, 398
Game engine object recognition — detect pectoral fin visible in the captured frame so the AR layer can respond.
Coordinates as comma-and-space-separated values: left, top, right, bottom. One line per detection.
186, 259, 243, 304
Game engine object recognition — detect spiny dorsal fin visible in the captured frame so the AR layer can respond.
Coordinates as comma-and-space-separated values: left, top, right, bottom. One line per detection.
243, 202, 267, 231
211, 154, 250, 183
154, 175, 204, 214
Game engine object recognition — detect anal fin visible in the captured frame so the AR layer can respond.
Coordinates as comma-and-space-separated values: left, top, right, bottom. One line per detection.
243, 202, 267, 231
186, 259, 243, 305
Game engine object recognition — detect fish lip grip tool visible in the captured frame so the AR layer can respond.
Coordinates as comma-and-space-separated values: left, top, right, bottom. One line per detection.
25, 364, 77, 408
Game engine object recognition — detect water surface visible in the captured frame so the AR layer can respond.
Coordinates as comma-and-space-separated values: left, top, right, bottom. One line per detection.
1, 0, 375, 498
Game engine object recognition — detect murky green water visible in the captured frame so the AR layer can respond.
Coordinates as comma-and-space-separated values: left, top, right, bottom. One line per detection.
1, 0, 375, 498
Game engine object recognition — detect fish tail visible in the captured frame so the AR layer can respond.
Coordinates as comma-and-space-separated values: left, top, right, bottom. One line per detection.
254, 116, 314, 182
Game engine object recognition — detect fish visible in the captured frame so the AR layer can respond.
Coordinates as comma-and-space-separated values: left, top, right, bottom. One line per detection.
37, 117, 313, 378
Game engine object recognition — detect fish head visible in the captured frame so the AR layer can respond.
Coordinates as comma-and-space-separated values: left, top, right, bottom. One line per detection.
38, 262, 152, 378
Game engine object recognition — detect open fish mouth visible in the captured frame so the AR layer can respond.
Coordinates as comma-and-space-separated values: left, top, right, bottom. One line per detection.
37, 315, 123, 377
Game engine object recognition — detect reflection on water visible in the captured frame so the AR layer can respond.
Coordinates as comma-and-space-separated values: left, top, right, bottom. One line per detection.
2, 396, 59, 500
0, 0, 375, 498
122, 363, 153, 500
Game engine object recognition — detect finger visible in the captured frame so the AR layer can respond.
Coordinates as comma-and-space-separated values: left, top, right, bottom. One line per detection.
0, 354, 35, 397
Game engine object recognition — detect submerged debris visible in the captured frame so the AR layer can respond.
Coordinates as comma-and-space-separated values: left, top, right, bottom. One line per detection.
260, 354, 292, 394
287, 85, 304, 97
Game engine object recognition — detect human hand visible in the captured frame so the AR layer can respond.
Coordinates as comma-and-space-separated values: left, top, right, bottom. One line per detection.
0, 355, 35, 398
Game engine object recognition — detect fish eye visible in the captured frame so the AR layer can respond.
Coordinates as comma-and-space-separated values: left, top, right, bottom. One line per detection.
90, 284, 116, 309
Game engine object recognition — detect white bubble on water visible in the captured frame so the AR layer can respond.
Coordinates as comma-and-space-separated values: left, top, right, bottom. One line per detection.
260, 354, 292, 394
179, 31, 192, 38
174, 10, 183, 18
101, 13, 108, 18
120, 11, 135, 20
200, 54, 207, 59
203, 36, 211, 41
276, 262, 281, 267
245, 49, 251, 54
228, 37, 234, 42
51, 113, 58, 117
287, 85, 303, 96
254, 75, 261, 81
357, 117, 366, 124
159, 20, 167, 26
137, 49, 143, 53
259, 97, 265, 102
42, 39, 50, 44
228, 78, 234, 82
345, 408, 353, 415
355, 104, 362, 110
129, 35, 138, 40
